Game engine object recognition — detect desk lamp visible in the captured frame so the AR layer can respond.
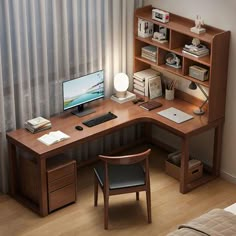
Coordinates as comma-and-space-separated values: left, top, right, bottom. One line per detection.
188, 81, 208, 115
114, 73, 129, 98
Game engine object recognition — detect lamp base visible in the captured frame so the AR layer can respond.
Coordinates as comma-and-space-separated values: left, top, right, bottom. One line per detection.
193, 108, 205, 115
115, 91, 127, 98
111, 91, 136, 104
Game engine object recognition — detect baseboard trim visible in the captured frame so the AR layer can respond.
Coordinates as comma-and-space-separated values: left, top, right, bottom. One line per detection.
220, 170, 236, 184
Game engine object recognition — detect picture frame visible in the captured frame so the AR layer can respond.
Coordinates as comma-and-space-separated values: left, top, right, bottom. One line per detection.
148, 76, 162, 99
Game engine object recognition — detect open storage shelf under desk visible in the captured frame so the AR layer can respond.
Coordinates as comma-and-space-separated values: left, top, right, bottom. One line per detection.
7, 98, 224, 216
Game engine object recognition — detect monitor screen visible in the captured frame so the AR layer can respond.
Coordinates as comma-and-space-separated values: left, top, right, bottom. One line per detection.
62, 70, 104, 116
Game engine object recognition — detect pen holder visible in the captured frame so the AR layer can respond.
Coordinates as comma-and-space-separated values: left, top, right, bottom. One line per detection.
165, 89, 175, 100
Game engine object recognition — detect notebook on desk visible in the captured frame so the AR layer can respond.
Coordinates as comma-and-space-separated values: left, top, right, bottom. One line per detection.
157, 107, 193, 124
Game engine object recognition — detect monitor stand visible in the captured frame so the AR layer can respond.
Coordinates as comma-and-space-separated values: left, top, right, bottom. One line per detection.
71, 104, 95, 117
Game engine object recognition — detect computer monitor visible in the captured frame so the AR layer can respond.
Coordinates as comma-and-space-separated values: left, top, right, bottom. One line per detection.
62, 70, 104, 117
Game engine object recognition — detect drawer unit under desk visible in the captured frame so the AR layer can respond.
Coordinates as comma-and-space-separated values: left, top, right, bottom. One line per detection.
47, 157, 77, 213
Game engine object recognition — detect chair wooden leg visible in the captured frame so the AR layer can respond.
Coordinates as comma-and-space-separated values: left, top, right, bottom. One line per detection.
94, 174, 98, 207
104, 194, 109, 230
146, 189, 152, 223
136, 192, 139, 200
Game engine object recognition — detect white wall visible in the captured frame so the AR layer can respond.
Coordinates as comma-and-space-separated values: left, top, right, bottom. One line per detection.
145, 0, 236, 182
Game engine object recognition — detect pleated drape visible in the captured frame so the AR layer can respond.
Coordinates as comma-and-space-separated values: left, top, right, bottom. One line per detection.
0, 0, 143, 193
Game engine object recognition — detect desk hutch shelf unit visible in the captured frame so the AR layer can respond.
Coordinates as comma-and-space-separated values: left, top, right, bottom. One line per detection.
134, 5, 230, 123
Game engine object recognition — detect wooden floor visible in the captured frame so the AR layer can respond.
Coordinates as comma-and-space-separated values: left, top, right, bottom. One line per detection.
1, 144, 236, 236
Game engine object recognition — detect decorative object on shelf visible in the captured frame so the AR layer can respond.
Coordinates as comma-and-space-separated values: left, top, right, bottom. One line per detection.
138, 18, 153, 38
152, 8, 169, 23
182, 38, 209, 58
152, 26, 168, 43
141, 45, 157, 62
188, 81, 209, 115
192, 38, 200, 46
165, 52, 181, 68
189, 65, 209, 81
190, 15, 206, 34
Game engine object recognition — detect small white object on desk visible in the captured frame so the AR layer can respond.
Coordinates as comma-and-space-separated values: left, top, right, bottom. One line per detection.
38, 131, 70, 146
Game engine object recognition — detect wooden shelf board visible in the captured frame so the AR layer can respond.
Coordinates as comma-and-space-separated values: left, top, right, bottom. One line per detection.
135, 56, 158, 67
184, 75, 210, 88
136, 7, 225, 44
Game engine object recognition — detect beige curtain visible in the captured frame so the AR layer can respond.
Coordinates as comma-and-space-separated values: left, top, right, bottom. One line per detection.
0, 0, 143, 193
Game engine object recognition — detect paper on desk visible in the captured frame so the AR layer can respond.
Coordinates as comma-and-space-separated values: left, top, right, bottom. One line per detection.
37, 131, 70, 146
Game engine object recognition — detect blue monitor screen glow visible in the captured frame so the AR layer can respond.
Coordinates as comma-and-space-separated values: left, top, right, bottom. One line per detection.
63, 70, 104, 117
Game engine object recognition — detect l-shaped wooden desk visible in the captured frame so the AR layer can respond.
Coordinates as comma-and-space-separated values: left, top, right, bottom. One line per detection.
7, 97, 223, 216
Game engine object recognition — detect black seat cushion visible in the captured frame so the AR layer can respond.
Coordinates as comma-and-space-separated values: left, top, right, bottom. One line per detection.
94, 163, 145, 190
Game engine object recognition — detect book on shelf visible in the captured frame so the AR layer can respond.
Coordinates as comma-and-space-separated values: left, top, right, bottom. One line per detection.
133, 69, 161, 97
133, 78, 145, 87
139, 100, 162, 111
134, 68, 160, 81
37, 130, 70, 146
182, 43, 209, 57
133, 83, 145, 92
133, 88, 145, 96
141, 55, 157, 62
25, 116, 51, 133
183, 47, 209, 55
148, 76, 162, 99
182, 49, 209, 58
141, 45, 157, 55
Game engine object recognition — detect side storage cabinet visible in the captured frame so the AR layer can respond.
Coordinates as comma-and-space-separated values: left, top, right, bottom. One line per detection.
47, 158, 77, 212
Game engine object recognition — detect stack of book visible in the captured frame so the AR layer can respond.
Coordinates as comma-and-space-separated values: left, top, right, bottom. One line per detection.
182, 43, 209, 58
133, 68, 160, 96
141, 45, 157, 62
138, 18, 153, 38
25, 116, 51, 133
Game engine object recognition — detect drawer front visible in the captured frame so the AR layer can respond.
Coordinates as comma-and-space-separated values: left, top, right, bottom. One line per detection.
47, 163, 75, 183
48, 184, 76, 212
48, 173, 75, 192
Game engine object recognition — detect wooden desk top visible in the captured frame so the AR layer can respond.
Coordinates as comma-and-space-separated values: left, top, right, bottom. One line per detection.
7, 97, 221, 158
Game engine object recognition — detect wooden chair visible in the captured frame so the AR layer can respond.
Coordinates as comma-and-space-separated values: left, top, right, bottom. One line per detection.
94, 149, 152, 229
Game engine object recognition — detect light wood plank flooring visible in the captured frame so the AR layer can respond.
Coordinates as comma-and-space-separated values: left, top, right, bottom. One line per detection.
1, 144, 236, 236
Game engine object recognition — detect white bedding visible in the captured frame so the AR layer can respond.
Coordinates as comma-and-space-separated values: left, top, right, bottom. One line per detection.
224, 203, 236, 215
167, 203, 236, 236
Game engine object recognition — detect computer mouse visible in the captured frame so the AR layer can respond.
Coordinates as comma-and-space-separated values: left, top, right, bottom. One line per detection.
75, 125, 83, 131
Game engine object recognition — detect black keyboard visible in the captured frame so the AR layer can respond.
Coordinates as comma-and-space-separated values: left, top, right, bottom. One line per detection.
82, 112, 117, 127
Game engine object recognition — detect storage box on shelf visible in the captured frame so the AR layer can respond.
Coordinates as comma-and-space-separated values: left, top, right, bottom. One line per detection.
165, 151, 203, 183
134, 5, 230, 123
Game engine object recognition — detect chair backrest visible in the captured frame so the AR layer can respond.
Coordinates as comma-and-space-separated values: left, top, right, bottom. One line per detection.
98, 149, 151, 165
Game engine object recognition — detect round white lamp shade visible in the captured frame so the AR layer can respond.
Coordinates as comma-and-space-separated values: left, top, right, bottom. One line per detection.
114, 73, 129, 98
